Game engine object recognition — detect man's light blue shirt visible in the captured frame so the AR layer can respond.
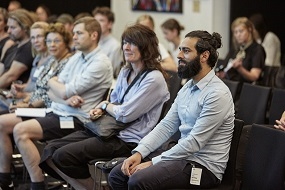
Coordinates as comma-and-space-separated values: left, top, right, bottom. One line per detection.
51, 47, 113, 123
134, 70, 235, 180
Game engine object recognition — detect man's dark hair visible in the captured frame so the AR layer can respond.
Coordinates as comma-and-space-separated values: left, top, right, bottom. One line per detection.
185, 30, 222, 68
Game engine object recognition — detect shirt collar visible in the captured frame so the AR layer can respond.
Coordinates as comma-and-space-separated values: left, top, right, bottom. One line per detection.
80, 46, 101, 63
186, 69, 215, 91
99, 34, 112, 45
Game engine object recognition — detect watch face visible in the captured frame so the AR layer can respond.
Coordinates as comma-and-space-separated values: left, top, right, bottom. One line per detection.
102, 103, 107, 110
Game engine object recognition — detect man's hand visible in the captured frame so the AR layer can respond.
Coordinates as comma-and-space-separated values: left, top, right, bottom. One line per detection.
121, 152, 143, 176
130, 161, 152, 175
66, 95, 84, 108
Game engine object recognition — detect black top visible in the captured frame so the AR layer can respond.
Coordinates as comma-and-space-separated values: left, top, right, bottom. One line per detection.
223, 41, 266, 83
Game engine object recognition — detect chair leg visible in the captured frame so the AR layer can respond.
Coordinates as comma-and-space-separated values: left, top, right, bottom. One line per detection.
94, 161, 107, 190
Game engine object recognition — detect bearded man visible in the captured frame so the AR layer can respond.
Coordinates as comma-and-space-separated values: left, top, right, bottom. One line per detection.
108, 30, 235, 190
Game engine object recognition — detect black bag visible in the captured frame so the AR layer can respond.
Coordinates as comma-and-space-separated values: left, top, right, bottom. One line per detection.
85, 69, 150, 140
85, 113, 134, 140
101, 157, 127, 173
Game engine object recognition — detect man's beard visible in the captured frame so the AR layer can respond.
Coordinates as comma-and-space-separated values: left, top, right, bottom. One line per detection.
177, 56, 202, 79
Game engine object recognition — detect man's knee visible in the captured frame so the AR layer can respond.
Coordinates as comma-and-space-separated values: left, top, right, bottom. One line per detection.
128, 172, 145, 189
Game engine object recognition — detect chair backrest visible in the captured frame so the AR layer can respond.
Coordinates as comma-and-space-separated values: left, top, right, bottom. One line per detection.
241, 124, 285, 190
164, 71, 182, 117
260, 66, 279, 87
275, 65, 285, 89
221, 119, 244, 186
222, 79, 240, 102
268, 88, 285, 125
236, 83, 271, 125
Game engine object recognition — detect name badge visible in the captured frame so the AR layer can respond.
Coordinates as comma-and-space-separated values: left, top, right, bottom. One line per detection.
59, 116, 74, 129
190, 167, 202, 185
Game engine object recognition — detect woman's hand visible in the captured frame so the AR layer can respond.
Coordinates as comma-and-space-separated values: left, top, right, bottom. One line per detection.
232, 58, 243, 69
9, 101, 29, 113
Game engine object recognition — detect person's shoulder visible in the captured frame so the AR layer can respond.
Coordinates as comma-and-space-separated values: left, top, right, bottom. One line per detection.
264, 32, 281, 44
209, 76, 231, 95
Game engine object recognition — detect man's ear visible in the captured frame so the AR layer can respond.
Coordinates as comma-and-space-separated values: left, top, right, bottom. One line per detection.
91, 31, 99, 41
200, 51, 210, 62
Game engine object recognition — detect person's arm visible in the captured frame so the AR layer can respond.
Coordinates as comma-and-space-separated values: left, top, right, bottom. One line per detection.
234, 59, 262, 82
111, 71, 170, 123
48, 76, 67, 99
0, 60, 28, 88
159, 43, 177, 72
0, 39, 14, 61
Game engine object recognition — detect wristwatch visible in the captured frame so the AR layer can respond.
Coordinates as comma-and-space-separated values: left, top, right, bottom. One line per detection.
101, 102, 109, 111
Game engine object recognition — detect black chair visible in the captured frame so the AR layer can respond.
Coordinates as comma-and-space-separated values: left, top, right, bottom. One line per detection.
222, 79, 240, 102
241, 124, 285, 190
236, 83, 271, 125
260, 66, 279, 87
164, 71, 182, 117
185, 119, 244, 190
268, 88, 285, 125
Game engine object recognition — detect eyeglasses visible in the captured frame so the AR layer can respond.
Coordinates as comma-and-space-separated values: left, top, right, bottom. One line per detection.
45, 39, 63, 45
30, 35, 45, 41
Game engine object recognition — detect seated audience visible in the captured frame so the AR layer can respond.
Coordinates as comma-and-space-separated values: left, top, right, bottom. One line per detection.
0, 21, 50, 111
108, 30, 235, 189
2, 17, 113, 190
217, 17, 265, 84
0, 7, 14, 61
136, 14, 177, 72
38, 24, 170, 190
93, 6, 122, 78
250, 13, 281, 67
0, 9, 35, 88
0, 21, 73, 190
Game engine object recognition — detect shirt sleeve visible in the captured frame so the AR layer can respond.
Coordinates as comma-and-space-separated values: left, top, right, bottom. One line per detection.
64, 56, 112, 98
113, 70, 169, 123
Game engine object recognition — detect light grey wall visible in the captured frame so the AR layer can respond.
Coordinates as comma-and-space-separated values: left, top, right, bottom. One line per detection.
111, 0, 230, 59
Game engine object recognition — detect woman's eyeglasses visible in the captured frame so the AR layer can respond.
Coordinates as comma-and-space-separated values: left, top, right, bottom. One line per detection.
45, 39, 63, 45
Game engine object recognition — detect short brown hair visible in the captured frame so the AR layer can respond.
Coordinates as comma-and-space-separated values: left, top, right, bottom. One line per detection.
74, 16, 101, 43
92, 7, 114, 23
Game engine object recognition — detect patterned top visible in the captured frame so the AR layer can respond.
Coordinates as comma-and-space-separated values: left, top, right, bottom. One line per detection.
29, 55, 71, 107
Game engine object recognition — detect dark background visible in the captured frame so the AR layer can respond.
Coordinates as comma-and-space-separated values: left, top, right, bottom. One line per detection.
230, 0, 285, 62
0, 0, 110, 17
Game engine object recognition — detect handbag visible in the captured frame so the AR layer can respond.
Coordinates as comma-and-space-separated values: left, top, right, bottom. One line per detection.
85, 69, 150, 140
85, 113, 134, 140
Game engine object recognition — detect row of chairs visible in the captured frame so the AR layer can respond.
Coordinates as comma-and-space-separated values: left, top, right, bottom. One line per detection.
223, 79, 285, 125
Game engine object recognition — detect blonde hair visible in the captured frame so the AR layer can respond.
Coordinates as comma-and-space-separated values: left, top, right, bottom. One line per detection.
8, 9, 35, 36
30, 21, 49, 56
231, 17, 254, 49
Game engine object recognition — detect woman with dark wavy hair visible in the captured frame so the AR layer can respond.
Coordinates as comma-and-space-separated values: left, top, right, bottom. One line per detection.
37, 23, 170, 190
